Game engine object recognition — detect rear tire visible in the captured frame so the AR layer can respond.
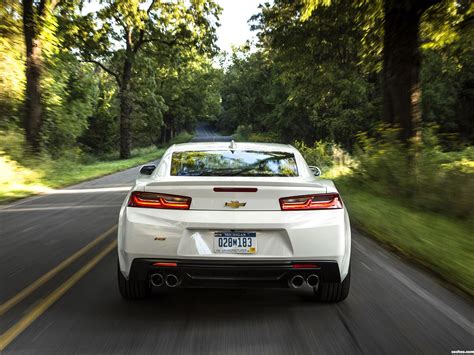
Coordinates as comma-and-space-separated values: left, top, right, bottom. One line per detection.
117, 263, 149, 300
314, 266, 350, 302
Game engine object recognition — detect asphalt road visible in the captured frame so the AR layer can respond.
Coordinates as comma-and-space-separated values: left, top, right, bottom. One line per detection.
0, 128, 472, 354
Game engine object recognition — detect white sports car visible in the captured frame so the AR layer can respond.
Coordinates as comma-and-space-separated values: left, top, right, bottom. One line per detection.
117, 141, 351, 302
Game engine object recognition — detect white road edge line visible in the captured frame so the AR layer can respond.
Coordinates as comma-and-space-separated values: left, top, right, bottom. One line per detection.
0, 204, 123, 212
353, 238, 473, 334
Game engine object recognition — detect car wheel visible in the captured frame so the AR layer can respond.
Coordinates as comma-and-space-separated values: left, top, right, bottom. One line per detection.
314, 266, 350, 302
117, 262, 149, 300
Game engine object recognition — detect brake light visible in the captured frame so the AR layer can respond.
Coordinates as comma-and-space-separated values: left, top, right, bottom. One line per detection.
279, 193, 342, 210
128, 191, 191, 209
213, 187, 258, 192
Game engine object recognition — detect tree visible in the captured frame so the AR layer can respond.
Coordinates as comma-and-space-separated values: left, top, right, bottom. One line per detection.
302, 0, 445, 142
73, 0, 219, 158
21, 0, 61, 151
158, 55, 222, 143
382, 0, 441, 142
219, 1, 378, 146
0, 1, 24, 129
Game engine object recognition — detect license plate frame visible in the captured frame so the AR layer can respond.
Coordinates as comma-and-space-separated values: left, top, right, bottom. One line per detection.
214, 231, 257, 254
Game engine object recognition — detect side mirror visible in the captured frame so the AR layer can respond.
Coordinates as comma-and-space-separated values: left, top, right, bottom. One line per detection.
309, 166, 322, 177
139, 165, 156, 176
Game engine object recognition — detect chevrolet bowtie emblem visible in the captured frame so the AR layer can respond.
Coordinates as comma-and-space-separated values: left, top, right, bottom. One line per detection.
225, 201, 247, 208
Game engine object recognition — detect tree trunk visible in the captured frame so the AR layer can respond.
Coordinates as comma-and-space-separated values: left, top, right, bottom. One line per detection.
23, 0, 43, 152
382, 0, 440, 142
119, 53, 133, 159
160, 126, 167, 144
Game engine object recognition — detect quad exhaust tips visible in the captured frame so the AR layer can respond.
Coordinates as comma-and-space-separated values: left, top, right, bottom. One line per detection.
306, 274, 319, 288
165, 274, 180, 288
150, 273, 164, 287
289, 274, 320, 288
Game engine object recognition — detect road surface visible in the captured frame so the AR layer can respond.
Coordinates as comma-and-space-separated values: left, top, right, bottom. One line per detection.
0, 128, 472, 354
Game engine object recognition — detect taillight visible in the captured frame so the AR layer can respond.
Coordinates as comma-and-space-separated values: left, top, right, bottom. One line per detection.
128, 191, 191, 210
279, 193, 342, 210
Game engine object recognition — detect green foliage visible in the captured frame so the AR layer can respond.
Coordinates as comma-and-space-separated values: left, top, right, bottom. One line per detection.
0, 130, 28, 162
218, 49, 275, 135
0, 1, 24, 128
220, 0, 473, 147
295, 139, 355, 178
0, 0, 221, 161
169, 131, 194, 145
232, 125, 281, 143
41, 53, 99, 156
421, 1, 473, 50
78, 73, 119, 156
339, 183, 474, 296
420, 43, 474, 144
159, 56, 223, 143
67, 0, 221, 157
0, 126, 195, 203
0, 142, 166, 202
351, 126, 473, 219
220, 0, 380, 147
294, 140, 334, 169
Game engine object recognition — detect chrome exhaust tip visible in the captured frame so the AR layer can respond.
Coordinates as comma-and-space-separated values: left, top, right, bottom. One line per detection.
150, 273, 164, 287
289, 275, 305, 289
165, 274, 180, 288
306, 274, 319, 288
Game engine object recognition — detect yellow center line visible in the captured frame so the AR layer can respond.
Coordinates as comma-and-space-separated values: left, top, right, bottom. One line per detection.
0, 225, 117, 317
0, 239, 117, 351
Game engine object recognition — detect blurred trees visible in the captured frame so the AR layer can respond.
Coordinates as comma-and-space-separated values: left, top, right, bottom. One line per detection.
381, 0, 441, 142
219, 0, 473, 148
0, 1, 24, 129
220, 0, 380, 148
21, 0, 61, 152
69, 0, 220, 158
1, 0, 472, 163
0, 0, 222, 160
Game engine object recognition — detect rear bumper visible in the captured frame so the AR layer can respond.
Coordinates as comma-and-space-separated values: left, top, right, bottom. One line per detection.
118, 208, 352, 281
129, 258, 341, 288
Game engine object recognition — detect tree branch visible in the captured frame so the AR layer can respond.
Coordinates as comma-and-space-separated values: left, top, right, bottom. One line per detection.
133, 0, 157, 53
113, 13, 128, 32
147, 0, 157, 14
133, 34, 178, 54
140, 37, 178, 47
134, 29, 145, 53
39, 0, 61, 17
83, 59, 121, 87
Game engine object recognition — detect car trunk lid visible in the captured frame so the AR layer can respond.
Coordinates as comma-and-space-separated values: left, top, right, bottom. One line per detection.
144, 177, 327, 211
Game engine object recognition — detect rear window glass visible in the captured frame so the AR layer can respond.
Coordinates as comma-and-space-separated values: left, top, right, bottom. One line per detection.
171, 150, 298, 177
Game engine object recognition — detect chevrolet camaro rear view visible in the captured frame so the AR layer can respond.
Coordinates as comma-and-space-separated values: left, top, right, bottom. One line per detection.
117, 142, 351, 302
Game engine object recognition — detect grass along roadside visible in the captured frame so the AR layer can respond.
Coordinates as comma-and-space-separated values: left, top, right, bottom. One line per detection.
337, 182, 474, 297
0, 132, 193, 203
0, 146, 165, 203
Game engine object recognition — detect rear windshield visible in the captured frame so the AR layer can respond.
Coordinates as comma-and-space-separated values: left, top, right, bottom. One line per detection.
171, 150, 299, 177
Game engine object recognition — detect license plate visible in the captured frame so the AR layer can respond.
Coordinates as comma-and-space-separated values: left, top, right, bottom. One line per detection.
214, 231, 257, 254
